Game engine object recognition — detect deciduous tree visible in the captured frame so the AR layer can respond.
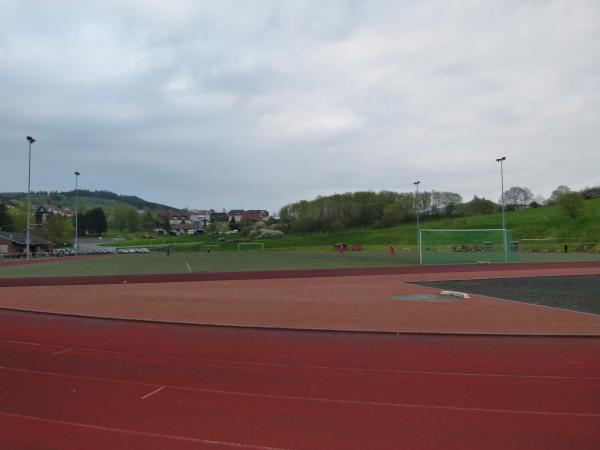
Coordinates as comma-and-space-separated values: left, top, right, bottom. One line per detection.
464, 196, 497, 214
41, 214, 73, 245
0, 204, 12, 230
556, 192, 585, 218
502, 187, 533, 209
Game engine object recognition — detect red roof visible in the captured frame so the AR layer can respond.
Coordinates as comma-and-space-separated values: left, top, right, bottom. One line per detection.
241, 210, 270, 220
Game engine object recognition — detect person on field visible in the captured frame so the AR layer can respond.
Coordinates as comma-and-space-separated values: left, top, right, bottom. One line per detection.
390, 244, 395, 256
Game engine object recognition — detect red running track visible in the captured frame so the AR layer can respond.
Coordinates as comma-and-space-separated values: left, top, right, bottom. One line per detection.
1, 310, 599, 449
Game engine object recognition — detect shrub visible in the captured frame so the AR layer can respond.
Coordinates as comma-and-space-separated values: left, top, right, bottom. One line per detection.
255, 229, 284, 240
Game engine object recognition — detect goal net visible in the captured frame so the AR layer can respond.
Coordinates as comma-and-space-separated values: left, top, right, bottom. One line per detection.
419, 229, 518, 265
237, 242, 265, 252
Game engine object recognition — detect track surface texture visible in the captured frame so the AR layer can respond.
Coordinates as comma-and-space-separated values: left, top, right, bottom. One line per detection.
414, 275, 600, 315
2, 274, 600, 334
1, 310, 599, 450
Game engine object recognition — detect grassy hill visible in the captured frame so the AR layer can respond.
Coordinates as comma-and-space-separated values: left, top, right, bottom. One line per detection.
109, 198, 600, 253
0, 190, 177, 213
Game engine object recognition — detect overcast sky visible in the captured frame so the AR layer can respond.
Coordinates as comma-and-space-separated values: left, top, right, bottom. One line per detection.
1, 0, 599, 213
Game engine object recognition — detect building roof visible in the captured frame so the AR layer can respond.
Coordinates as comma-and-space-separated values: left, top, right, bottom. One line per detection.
40, 204, 74, 216
0, 231, 54, 246
242, 210, 270, 219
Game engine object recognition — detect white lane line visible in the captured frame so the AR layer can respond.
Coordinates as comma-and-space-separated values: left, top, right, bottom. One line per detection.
1, 339, 42, 346
141, 385, 165, 400
52, 348, 74, 356
1, 338, 598, 381
1, 365, 598, 418
181, 254, 192, 272
0, 411, 291, 450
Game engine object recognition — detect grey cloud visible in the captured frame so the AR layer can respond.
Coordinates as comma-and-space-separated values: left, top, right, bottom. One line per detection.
2, 0, 599, 214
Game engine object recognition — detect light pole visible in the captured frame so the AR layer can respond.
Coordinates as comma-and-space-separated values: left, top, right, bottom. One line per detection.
74, 171, 80, 255
496, 157, 507, 262
413, 181, 421, 229
496, 157, 507, 230
26, 136, 36, 259
414, 181, 421, 263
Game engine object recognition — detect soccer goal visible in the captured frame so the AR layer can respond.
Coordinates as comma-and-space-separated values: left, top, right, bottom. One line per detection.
200, 244, 220, 252
237, 242, 265, 252
418, 229, 518, 265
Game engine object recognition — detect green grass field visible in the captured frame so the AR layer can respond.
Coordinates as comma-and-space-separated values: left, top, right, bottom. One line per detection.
0, 252, 415, 277
1, 250, 600, 278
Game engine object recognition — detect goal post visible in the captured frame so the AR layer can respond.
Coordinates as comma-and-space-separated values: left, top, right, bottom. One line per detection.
237, 242, 265, 252
418, 229, 518, 265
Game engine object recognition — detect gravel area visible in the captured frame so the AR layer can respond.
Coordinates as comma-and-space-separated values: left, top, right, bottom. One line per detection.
412, 275, 600, 315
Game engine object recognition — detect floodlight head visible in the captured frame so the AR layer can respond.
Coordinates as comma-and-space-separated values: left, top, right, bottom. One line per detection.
75, 171, 80, 176
26, 136, 36, 144
496, 156, 506, 162
414, 181, 420, 185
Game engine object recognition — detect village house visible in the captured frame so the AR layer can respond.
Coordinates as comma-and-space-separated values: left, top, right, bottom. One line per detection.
242, 210, 270, 222
0, 231, 54, 256
227, 210, 245, 223
38, 204, 74, 223
228, 209, 270, 224
189, 209, 213, 226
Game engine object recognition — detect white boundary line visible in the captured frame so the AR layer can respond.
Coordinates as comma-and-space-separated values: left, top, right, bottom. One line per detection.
420, 228, 507, 232
181, 254, 192, 272
0, 411, 290, 449
141, 385, 165, 400
476, 292, 600, 318
1, 365, 599, 418
1, 338, 598, 381
51, 347, 74, 356
411, 280, 600, 319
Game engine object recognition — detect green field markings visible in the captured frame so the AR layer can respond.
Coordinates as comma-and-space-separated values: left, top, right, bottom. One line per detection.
0, 251, 415, 278
1, 249, 599, 279
180, 253, 192, 272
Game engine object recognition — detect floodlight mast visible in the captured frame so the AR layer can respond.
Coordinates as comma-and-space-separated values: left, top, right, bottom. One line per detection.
26, 136, 36, 259
74, 171, 80, 255
496, 156, 507, 262
496, 157, 507, 231
414, 181, 421, 264
413, 181, 421, 230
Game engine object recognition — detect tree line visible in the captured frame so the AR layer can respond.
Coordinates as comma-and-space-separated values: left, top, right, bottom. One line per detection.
0, 189, 176, 211
279, 184, 595, 233
279, 190, 465, 232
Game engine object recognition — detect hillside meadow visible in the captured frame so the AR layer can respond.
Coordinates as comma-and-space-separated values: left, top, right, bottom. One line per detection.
107, 198, 600, 252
